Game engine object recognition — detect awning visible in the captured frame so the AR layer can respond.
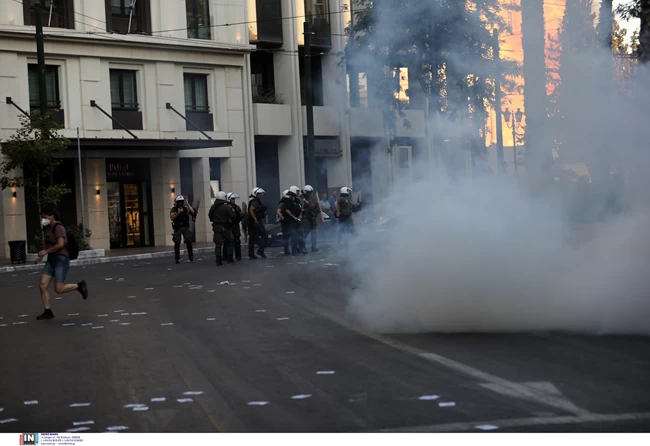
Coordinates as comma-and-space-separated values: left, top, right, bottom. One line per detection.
68, 138, 232, 151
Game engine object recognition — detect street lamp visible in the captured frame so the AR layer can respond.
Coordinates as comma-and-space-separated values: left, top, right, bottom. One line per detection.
503, 107, 524, 174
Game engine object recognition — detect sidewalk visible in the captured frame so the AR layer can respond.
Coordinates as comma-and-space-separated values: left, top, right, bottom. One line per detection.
0, 242, 222, 274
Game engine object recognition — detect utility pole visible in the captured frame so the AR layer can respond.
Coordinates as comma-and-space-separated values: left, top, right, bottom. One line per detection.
493, 29, 504, 173
33, 0, 53, 186
34, 1, 48, 118
304, 19, 317, 188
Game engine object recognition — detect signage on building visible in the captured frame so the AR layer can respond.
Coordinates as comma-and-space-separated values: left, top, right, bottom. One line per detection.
105, 159, 151, 181
303, 137, 342, 157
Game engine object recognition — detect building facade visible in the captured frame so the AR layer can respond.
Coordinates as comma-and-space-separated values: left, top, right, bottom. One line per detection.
246, 0, 430, 208
0, 0, 256, 257
0, 0, 434, 257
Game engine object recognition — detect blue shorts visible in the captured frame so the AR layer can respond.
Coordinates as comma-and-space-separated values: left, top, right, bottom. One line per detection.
42, 254, 70, 283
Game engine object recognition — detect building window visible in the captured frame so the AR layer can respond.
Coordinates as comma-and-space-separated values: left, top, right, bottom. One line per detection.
297, 0, 331, 48
186, 0, 211, 39
251, 52, 279, 103
110, 70, 138, 110
347, 69, 368, 108
395, 67, 409, 106
299, 53, 324, 106
184, 74, 209, 112
247, 0, 283, 47
28, 64, 60, 110
23, 0, 74, 29
184, 73, 213, 131
106, 0, 151, 34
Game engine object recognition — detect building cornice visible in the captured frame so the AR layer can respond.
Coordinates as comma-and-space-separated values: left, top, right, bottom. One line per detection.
0, 25, 256, 58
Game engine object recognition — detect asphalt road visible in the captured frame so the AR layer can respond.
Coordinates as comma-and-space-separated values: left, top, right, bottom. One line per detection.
1, 246, 649, 433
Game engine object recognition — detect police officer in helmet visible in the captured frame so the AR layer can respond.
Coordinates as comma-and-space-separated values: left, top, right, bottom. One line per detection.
335, 186, 356, 244
227, 192, 244, 261
276, 190, 292, 255
301, 185, 321, 253
248, 187, 268, 259
208, 191, 235, 266
170, 195, 196, 264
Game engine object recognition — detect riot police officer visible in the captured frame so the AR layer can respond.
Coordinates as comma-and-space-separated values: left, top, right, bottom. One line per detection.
301, 185, 321, 252
276, 190, 292, 255
227, 192, 244, 261
248, 187, 268, 259
335, 186, 356, 244
208, 191, 235, 266
170, 195, 196, 264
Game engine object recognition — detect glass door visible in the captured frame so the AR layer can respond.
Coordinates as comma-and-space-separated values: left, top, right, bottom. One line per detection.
123, 183, 141, 247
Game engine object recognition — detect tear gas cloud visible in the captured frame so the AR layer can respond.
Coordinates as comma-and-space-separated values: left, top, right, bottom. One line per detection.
343, 2, 650, 335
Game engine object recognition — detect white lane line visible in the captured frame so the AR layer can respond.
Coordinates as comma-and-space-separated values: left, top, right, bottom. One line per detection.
24, 400, 38, 405
183, 391, 204, 395
68, 313, 80, 316
439, 402, 456, 408
62, 323, 75, 327
277, 317, 289, 321
106, 426, 129, 431
247, 401, 269, 406
419, 395, 439, 401
177, 398, 193, 403
305, 301, 592, 416
72, 420, 94, 426
92, 326, 104, 329
67, 427, 90, 432
133, 406, 149, 412
0, 418, 18, 424
316, 371, 335, 375
124, 404, 145, 408
151, 397, 166, 403
377, 412, 650, 433
291, 394, 312, 400
475, 425, 499, 431
206, 318, 216, 321
69, 403, 91, 407
98, 314, 108, 317
160, 323, 174, 326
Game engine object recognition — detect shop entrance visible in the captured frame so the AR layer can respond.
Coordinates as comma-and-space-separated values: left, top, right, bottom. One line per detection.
106, 159, 154, 249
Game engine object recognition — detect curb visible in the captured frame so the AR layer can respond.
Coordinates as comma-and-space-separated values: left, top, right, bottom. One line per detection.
0, 247, 217, 274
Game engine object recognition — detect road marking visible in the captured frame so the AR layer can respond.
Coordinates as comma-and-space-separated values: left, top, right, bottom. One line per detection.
419, 395, 439, 401
24, 400, 38, 405
291, 394, 312, 400
0, 418, 18, 424
72, 420, 94, 426
305, 301, 592, 416
177, 398, 193, 403
247, 401, 269, 406
151, 397, 166, 402
376, 411, 650, 432
439, 402, 456, 407
69, 403, 91, 407
317, 371, 335, 375
183, 391, 204, 396
106, 426, 128, 431
67, 427, 90, 432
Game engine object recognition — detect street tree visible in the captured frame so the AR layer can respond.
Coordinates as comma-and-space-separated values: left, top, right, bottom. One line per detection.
0, 111, 71, 223
616, 0, 650, 63
342, 0, 517, 177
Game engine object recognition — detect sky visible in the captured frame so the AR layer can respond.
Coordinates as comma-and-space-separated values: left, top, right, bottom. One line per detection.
613, 0, 641, 42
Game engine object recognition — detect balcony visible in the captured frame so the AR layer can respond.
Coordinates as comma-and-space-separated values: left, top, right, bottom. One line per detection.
186, 111, 214, 132
349, 108, 426, 138
111, 109, 143, 130
30, 105, 65, 128
253, 103, 292, 136
301, 106, 338, 136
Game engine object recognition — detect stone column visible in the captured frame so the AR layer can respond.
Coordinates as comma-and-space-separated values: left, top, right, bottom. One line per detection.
84, 157, 110, 251
150, 156, 180, 247
191, 157, 212, 243
0, 165, 27, 259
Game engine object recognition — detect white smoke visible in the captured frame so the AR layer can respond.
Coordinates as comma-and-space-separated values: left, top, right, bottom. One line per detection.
343, 3, 650, 335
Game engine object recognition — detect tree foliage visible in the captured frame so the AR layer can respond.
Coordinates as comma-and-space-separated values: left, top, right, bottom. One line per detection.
342, 0, 518, 161
0, 111, 71, 214
615, 0, 650, 63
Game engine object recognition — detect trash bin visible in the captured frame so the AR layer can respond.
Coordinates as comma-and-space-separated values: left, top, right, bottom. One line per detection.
8, 240, 27, 264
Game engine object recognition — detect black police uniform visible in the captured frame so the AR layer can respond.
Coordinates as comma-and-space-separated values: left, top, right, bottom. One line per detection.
301, 193, 320, 252
278, 197, 294, 255
208, 199, 235, 266
337, 196, 356, 243
170, 202, 196, 263
286, 197, 305, 255
230, 202, 244, 261
248, 197, 268, 259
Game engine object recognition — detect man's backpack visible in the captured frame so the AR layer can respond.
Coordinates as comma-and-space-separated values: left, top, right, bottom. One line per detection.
54, 223, 80, 260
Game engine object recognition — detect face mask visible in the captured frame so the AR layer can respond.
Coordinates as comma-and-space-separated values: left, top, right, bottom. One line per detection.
41, 218, 51, 227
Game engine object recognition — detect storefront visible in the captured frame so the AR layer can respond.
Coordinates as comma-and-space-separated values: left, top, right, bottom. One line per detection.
105, 159, 155, 249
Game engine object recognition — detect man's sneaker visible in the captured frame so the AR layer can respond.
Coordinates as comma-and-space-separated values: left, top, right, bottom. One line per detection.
36, 309, 54, 320
77, 280, 88, 300
175, 259, 180, 264
249, 254, 257, 260
189, 257, 194, 263
257, 251, 267, 259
